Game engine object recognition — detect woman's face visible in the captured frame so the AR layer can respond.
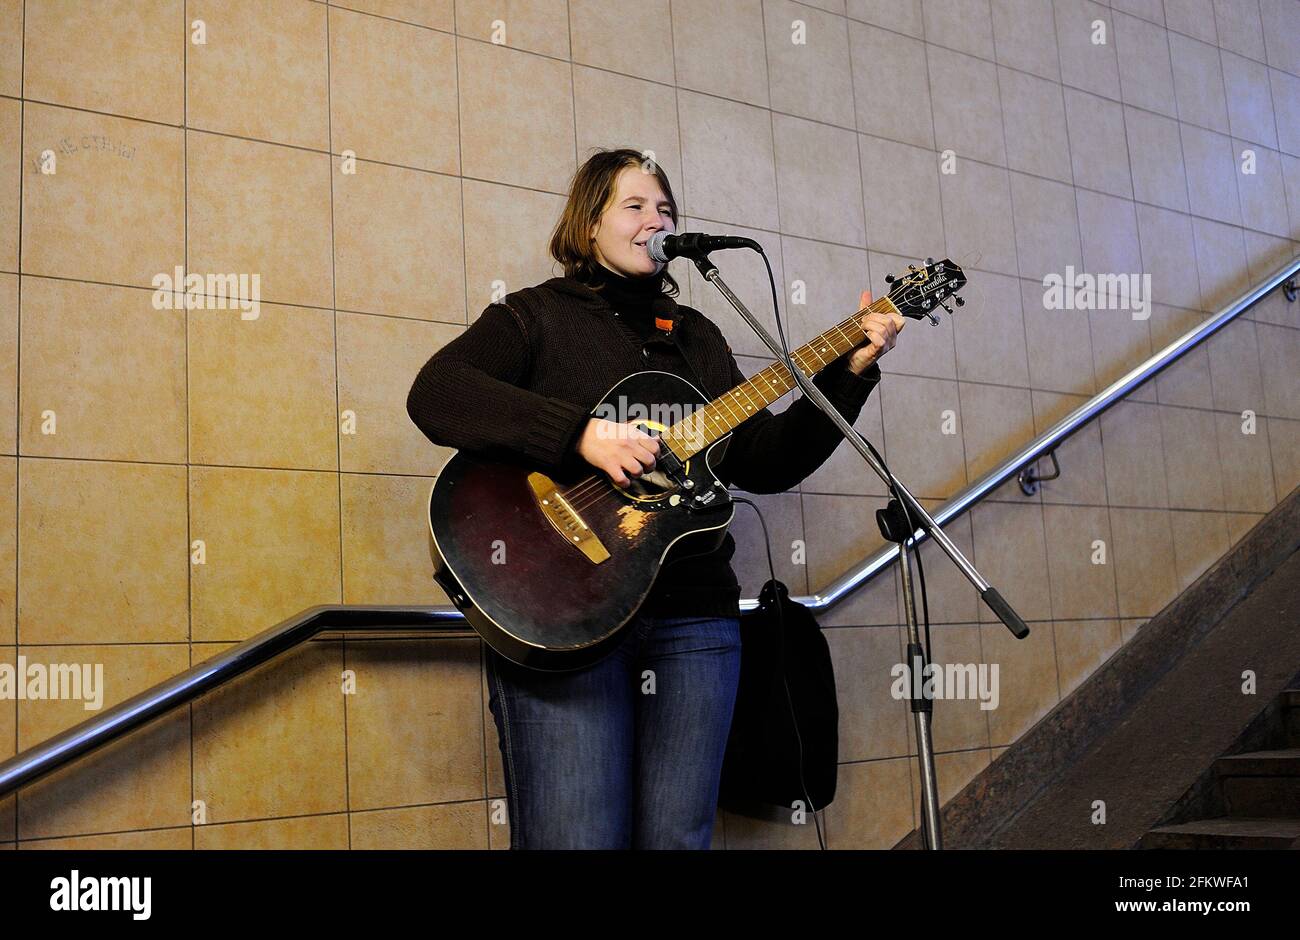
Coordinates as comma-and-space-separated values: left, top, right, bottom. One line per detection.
590, 166, 676, 278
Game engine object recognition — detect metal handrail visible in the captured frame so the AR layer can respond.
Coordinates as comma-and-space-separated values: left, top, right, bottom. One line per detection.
794, 255, 1300, 613
1, 256, 1296, 799
1, 607, 473, 797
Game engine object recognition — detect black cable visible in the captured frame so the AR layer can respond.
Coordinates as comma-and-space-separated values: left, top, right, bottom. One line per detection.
730, 495, 826, 850
735, 246, 935, 847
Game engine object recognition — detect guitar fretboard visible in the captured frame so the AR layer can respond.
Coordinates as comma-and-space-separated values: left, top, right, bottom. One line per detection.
662, 296, 898, 461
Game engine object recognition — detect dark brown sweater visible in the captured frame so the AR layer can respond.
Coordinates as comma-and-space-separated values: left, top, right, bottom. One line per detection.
406, 268, 881, 618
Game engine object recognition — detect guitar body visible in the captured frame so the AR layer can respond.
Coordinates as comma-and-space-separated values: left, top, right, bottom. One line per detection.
427, 370, 736, 671
422, 258, 967, 672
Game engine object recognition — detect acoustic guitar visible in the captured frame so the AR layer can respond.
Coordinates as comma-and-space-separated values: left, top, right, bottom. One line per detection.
427, 259, 967, 670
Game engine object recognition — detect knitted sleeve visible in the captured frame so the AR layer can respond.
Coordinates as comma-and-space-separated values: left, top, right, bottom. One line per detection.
710, 341, 881, 495
405, 302, 591, 472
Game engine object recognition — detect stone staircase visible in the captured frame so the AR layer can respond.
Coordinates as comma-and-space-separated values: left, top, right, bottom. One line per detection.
1140, 690, 1300, 849
895, 485, 1300, 850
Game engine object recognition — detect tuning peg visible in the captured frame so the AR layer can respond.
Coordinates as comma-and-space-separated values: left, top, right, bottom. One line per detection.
941, 302, 953, 314
925, 257, 934, 265
908, 264, 918, 271
954, 296, 965, 307
884, 273, 895, 284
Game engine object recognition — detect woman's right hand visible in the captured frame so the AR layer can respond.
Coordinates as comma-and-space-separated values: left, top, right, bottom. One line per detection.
577, 418, 660, 488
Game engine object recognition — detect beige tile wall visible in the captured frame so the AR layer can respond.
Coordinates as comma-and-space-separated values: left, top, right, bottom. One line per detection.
0, 0, 1297, 850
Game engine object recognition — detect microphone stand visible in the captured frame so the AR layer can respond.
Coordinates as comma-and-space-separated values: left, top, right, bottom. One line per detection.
691, 253, 1030, 851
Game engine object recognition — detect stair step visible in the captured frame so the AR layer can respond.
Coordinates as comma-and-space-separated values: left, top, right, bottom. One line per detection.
1214, 749, 1300, 776
1215, 749, 1300, 817
1222, 778, 1300, 817
1285, 692, 1300, 746
1140, 817, 1300, 850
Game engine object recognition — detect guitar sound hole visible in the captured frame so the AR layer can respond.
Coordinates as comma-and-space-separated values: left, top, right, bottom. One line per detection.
617, 421, 686, 503
622, 467, 681, 501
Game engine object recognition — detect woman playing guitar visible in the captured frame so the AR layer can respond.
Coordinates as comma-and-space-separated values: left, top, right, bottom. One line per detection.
406, 148, 905, 849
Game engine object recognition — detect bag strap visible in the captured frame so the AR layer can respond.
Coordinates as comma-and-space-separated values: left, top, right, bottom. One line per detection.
759, 578, 789, 610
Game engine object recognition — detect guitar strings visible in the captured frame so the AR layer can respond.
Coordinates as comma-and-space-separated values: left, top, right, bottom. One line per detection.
555, 371, 775, 512
556, 310, 875, 513
557, 369, 783, 514
555, 301, 879, 514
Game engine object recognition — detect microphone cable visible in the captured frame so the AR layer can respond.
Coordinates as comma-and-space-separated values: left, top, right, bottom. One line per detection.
721, 245, 935, 848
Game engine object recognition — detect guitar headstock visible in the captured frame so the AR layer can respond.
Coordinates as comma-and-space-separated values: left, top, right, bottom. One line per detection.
883, 257, 967, 325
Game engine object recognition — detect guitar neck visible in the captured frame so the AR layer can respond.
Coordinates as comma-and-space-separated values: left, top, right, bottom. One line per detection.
662, 296, 898, 462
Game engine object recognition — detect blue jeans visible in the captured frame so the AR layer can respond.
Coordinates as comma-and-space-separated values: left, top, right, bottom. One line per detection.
486, 612, 742, 849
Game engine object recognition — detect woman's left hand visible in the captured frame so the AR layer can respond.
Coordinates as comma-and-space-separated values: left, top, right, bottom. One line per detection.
847, 289, 905, 375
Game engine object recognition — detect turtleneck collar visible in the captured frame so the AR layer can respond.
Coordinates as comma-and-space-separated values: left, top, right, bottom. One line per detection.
586, 262, 666, 299
580, 263, 680, 332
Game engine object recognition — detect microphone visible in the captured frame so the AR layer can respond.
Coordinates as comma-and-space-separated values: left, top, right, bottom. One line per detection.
645, 230, 761, 263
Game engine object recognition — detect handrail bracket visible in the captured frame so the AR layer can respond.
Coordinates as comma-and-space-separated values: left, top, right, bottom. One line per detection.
1018, 447, 1061, 497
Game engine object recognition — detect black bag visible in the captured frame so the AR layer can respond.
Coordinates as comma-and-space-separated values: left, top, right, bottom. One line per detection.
719, 578, 839, 817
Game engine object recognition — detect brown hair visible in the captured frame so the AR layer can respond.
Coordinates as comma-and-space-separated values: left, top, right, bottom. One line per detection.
549, 148, 682, 296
